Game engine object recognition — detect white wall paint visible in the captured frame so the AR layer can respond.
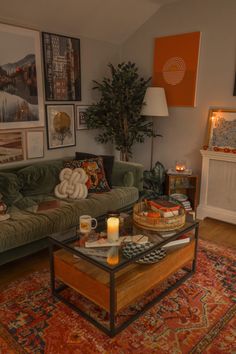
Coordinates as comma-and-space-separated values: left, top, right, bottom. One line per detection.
121, 0, 236, 173
0, 23, 120, 169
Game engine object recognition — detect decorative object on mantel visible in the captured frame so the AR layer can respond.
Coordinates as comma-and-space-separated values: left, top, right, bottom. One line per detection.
204, 108, 236, 153
141, 87, 169, 169
84, 62, 155, 161
153, 31, 201, 107
42, 32, 81, 101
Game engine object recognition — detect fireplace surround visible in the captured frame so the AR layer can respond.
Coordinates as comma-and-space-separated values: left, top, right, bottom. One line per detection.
197, 150, 236, 224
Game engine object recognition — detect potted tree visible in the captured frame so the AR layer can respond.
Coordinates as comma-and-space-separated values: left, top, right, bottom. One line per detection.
85, 62, 157, 161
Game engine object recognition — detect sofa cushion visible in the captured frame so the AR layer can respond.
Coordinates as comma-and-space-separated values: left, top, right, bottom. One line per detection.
0, 187, 138, 253
64, 158, 110, 193
123, 171, 134, 187
17, 161, 63, 196
0, 172, 23, 206
75, 152, 114, 188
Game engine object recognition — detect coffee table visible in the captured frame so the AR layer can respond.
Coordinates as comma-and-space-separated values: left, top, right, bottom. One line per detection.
48, 218, 199, 337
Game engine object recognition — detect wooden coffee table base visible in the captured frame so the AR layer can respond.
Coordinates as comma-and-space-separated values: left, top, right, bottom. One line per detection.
49, 236, 198, 337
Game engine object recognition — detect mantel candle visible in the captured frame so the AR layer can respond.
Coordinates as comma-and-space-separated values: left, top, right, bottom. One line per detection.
107, 217, 119, 242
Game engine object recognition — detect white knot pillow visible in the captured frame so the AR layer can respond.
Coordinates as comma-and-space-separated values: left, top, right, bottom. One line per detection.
55, 168, 88, 200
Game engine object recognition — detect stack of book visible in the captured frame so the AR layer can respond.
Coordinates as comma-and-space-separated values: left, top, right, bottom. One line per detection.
147, 199, 181, 218
162, 234, 190, 249
181, 199, 192, 212
74, 235, 149, 260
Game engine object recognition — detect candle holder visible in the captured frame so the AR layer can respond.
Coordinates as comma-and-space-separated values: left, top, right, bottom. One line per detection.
107, 217, 119, 243
107, 246, 119, 265
175, 160, 186, 173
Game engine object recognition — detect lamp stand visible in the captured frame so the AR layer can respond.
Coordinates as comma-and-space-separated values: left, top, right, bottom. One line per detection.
150, 117, 155, 170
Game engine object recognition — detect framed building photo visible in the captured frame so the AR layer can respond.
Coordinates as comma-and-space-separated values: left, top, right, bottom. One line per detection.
206, 108, 236, 152
46, 104, 76, 149
0, 131, 24, 164
26, 130, 44, 159
0, 23, 44, 129
76, 105, 89, 130
42, 32, 81, 101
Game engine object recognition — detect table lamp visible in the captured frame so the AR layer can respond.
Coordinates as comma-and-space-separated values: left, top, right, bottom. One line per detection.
141, 87, 168, 169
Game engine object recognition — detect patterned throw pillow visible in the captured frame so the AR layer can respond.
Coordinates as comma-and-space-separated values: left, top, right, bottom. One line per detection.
64, 157, 110, 193
75, 152, 114, 188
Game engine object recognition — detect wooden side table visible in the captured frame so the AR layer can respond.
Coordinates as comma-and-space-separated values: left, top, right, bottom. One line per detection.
165, 174, 199, 211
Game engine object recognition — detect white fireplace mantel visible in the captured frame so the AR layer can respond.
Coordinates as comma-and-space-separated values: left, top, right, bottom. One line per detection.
197, 150, 236, 224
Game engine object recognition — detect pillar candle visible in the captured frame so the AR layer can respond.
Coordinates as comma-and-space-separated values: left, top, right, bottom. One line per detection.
107, 217, 119, 242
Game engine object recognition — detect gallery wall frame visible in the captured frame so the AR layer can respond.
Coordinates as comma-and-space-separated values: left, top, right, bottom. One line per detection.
0, 130, 25, 164
205, 108, 236, 153
76, 105, 89, 130
0, 23, 44, 129
26, 129, 44, 159
42, 32, 81, 101
46, 104, 76, 149
153, 31, 201, 107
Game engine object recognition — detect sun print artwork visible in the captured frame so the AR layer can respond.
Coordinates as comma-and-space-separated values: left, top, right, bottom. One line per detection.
46, 105, 75, 149
153, 32, 201, 107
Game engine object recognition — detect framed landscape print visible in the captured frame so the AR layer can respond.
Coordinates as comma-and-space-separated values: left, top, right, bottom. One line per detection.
76, 105, 89, 130
0, 23, 44, 129
42, 32, 81, 101
46, 104, 76, 149
26, 130, 44, 159
0, 131, 24, 164
206, 108, 236, 152
153, 32, 201, 107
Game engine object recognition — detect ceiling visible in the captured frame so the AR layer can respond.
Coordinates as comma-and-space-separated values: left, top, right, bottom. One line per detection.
0, 0, 179, 44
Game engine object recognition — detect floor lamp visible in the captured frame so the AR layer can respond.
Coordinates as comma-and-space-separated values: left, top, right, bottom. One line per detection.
141, 87, 169, 169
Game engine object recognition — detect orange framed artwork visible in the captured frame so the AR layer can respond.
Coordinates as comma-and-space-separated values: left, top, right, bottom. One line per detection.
153, 32, 201, 107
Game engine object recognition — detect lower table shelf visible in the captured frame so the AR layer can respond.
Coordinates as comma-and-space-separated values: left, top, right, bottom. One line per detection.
54, 240, 195, 313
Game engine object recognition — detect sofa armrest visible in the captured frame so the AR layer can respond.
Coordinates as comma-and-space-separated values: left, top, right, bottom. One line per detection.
112, 161, 144, 191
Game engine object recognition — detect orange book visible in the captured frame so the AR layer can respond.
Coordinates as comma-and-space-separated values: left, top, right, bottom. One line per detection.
37, 200, 61, 211
148, 199, 180, 212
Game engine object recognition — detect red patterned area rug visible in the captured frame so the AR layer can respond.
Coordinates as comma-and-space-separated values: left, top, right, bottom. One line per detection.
0, 240, 235, 354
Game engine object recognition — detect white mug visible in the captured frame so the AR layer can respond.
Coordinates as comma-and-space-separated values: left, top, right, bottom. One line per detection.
79, 215, 97, 234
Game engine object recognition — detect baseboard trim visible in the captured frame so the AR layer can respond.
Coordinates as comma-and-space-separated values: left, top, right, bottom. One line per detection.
197, 204, 236, 225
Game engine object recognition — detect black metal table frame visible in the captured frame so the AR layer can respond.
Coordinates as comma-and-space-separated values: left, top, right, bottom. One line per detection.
49, 221, 199, 337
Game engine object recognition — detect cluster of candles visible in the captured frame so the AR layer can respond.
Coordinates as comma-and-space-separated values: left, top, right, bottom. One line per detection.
175, 160, 186, 172
107, 217, 120, 265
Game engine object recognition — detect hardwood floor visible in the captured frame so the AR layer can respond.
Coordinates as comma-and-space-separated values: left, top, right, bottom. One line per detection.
0, 218, 235, 289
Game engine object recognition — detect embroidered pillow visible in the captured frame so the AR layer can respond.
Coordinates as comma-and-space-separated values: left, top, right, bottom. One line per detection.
75, 152, 114, 188
64, 157, 110, 193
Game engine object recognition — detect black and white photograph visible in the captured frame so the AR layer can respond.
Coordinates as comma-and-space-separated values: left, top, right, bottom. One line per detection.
76, 105, 89, 130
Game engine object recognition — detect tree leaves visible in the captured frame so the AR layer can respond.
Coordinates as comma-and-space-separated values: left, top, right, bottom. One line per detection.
84, 62, 156, 158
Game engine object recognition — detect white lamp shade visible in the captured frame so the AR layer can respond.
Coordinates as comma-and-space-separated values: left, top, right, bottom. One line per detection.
141, 87, 168, 117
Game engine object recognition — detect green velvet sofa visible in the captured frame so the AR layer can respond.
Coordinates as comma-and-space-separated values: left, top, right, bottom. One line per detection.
0, 158, 143, 266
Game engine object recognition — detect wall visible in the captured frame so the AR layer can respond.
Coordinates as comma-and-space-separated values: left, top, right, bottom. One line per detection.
121, 0, 236, 173
0, 22, 120, 169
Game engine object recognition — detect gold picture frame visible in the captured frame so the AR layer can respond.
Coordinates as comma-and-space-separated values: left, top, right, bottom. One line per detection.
205, 108, 236, 152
